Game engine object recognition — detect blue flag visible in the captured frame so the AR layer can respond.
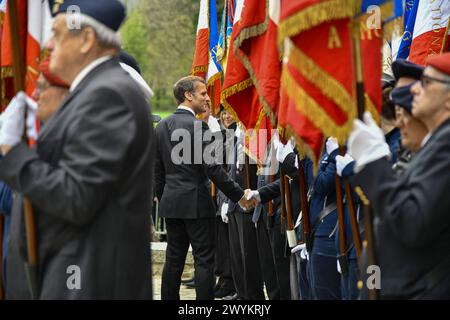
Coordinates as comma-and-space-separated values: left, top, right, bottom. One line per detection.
397, 0, 419, 59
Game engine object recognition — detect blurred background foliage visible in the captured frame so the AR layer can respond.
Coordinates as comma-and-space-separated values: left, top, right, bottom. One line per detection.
121, 0, 224, 112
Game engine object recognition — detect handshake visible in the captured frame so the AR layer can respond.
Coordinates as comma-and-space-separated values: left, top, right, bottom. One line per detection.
237, 189, 262, 212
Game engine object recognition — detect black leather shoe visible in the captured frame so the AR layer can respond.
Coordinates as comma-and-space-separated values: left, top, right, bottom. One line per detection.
183, 280, 196, 289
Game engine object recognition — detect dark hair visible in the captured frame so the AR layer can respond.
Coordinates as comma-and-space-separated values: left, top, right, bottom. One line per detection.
381, 86, 396, 121
173, 76, 206, 105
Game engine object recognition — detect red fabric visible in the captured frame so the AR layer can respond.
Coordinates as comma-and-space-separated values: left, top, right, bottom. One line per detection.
38, 58, 69, 88
222, 1, 279, 163
361, 26, 382, 114
426, 52, 450, 76
0, 0, 27, 111
238, 7, 281, 123
410, 28, 450, 67
278, 18, 355, 165
191, 28, 209, 78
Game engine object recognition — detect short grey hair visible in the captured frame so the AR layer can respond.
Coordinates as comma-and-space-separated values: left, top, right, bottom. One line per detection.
65, 13, 122, 49
173, 76, 206, 105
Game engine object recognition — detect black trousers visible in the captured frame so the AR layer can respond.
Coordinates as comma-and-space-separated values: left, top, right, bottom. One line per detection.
228, 209, 264, 299
214, 216, 234, 291
161, 218, 215, 300
267, 220, 292, 300
255, 217, 282, 300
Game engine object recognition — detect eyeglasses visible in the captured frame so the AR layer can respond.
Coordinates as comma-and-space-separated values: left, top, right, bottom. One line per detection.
420, 74, 450, 89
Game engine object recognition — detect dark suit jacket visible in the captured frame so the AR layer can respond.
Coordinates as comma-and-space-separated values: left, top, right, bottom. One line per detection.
350, 118, 450, 299
154, 109, 243, 219
256, 152, 303, 226
0, 57, 154, 299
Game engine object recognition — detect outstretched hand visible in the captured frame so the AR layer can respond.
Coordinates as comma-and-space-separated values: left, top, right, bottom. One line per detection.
238, 189, 259, 212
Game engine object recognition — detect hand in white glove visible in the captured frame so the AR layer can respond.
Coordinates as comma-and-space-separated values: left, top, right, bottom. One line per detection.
0, 92, 27, 147
348, 112, 391, 173
336, 154, 355, 177
325, 137, 339, 155
221, 203, 229, 223
245, 190, 261, 204
276, 140, 294, 163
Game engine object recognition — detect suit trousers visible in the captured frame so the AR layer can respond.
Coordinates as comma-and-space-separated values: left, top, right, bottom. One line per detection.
228, 209, 264, 299
214, 216, 234, 291
161, 218, 215, 300
255, 217, 281, 300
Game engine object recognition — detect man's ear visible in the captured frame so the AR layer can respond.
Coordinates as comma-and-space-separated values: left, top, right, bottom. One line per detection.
184, 91, 193, 102
79, 27, 96, 54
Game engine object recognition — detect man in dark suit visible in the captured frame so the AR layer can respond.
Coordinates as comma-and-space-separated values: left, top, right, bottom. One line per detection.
0, 0, 154, 299
154, 76, 253, 300
347, 53, 450, 299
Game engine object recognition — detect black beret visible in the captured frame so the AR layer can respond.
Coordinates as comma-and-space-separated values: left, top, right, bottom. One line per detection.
390, 83, 414, 114
392, 59, 424, 81
119, 50, 142, 75
51, 0, 126, 32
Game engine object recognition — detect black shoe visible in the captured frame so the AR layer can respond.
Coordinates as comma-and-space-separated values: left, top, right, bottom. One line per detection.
222, 292, 238, 300
183, 280, 196, 289
215, 286, 235, 299
181, 277, 194, 284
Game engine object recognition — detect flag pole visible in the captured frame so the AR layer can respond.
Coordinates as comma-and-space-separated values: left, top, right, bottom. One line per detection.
351, 18, 379, 300
7, 0, 39, 300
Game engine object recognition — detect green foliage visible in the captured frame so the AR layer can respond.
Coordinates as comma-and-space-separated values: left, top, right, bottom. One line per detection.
121, 0, 200, 111
121, 0, 226, 111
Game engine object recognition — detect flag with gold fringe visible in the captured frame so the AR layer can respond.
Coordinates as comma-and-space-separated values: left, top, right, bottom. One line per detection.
221, 0, 274, 165
277, 0, 360, 169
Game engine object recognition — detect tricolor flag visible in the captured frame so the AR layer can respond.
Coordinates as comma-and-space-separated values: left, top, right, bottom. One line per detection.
408, 0, 450, 65
191, 0, 222, 113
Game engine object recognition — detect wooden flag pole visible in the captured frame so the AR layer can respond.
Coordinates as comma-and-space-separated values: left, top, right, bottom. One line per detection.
8, 0, 39, 300
351, 19, 379, 300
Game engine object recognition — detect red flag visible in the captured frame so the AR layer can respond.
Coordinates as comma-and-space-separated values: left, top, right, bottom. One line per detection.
0, 0, 27, 111
222, 0, 280, 165
1, 0, 52, 111
234, 0, 281, 126
277, 0, 382, 168
278, 13, 356, 167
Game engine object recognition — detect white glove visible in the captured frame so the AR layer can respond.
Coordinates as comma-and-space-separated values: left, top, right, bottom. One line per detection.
245, 190, 261, 204
25, 95, 38, 140
337, 260, 342, 274
300, 246, 309, 260
276, 140, 294, 163
325, 137, 339, 155
348, 112, 391, 173
0, 92, 27, 147
291, 243, 305, 254
221, 203, 229, 223
336, 154, 354, 177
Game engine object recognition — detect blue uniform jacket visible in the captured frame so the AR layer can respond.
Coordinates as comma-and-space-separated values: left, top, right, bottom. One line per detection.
0, 181, 12, 285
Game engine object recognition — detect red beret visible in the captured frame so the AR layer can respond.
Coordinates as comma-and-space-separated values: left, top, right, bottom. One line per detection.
38, 58, 70, 89
426, 52, 450, 76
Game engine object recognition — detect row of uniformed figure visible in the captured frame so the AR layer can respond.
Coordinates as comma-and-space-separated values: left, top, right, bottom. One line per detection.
203, 54, 450, 300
